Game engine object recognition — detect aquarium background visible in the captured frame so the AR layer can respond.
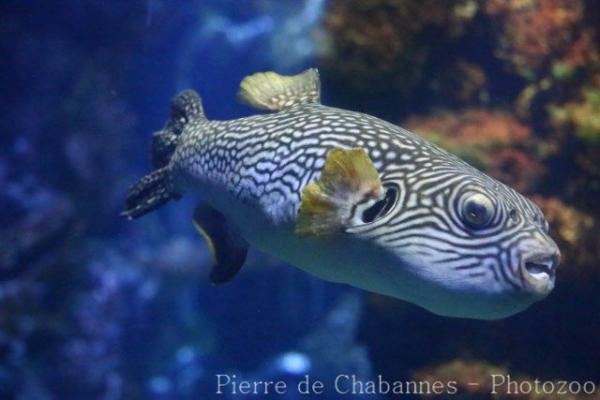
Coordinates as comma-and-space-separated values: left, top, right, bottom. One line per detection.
1, 0, 599, 399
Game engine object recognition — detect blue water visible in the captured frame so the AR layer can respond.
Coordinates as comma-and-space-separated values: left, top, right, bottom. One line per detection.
2, 1, 599, 399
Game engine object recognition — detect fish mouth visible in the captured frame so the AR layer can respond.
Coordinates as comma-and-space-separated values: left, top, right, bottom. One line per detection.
520, 252, 560, 298
525, 258, 556, 279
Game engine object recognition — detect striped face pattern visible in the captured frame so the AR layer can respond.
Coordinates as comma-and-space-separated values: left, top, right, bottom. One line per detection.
171, 102, 560, 319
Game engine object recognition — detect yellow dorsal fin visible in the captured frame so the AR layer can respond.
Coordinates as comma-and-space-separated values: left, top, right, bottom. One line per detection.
237, 69, 321, 111
296, 148, 384, 236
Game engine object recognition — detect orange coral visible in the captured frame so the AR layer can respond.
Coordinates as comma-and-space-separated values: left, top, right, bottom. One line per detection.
323, 0, 480, 94
484, 0, 585, 78
405, 109, 531, 147
413, 359, 600, 399
404, 109, 544, 190
556, 29, 600, 74
412, 359, 507, 397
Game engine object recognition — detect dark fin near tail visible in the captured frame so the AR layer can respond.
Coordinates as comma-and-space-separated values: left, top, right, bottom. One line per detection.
152, 90, 205, 168
193, 205, 248, 285
123, 90, 204, 219
122, 167, 179, 220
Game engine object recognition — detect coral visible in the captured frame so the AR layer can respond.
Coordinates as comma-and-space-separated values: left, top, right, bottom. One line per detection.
404, 109, 545, 191
0, 184, 76, 280
429, 60, 489, 105
486, 148, 546, 192
552, 28, 600, 78
322, 0, 481, 98
413, 359, 600, 399
405, 109, 531, 148
549, 80, 600, 145
484, 0, 586, 79
544, 75, 600, 202
532, 196, 600, 284
412, 359, 507, 398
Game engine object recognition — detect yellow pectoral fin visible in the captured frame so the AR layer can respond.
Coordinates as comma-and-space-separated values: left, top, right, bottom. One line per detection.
295, 148, 384, 236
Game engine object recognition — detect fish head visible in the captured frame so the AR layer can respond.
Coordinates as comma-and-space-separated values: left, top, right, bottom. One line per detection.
346, 169, 560, 319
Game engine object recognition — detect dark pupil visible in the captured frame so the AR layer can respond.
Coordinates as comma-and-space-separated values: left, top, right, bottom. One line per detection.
465, 201, 488, 225
362, 187, 397, 223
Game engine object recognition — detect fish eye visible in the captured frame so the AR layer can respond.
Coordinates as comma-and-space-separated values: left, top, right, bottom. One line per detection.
461, 193, 494, 229
361, 184, 398, 223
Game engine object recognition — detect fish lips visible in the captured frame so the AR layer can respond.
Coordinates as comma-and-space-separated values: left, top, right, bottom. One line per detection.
520, 251, 560, 298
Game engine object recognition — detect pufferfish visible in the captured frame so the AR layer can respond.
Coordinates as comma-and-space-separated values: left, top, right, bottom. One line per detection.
124, 69, 560, 319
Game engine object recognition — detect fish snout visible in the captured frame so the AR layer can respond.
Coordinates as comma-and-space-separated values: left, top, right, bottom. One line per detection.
520, 248, 560, 298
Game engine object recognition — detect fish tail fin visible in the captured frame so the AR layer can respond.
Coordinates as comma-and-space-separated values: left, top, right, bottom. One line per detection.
151, 89, 205, 169
122, 167, 179, 219
123, 90, 204, 219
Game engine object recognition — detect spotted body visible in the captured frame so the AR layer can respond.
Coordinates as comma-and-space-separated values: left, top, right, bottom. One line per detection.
125, 69, 560, 319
